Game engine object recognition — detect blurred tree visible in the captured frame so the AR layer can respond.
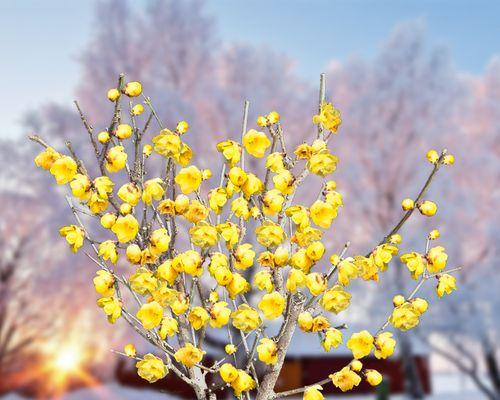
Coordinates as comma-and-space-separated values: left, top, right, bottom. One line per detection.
325, 22, 465, 399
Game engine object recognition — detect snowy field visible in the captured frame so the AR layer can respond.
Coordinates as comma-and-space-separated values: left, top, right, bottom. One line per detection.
0, 374, 488, 399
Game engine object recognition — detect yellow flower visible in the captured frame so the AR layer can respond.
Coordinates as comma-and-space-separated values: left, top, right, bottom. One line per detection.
443, 154, 455, 165
321, 285, 351, 314
174, 142, 193, 166
158, 317, 179, 339
262, 189, 285, 215
412, 297, 429, 314
149, 228, 171, 255
124, 81, 142, 97
132, 104, 144, 116
389, 233, 402, 244
175, 166, 202, 194
286, 205, 310, 229
184, 200, 209, 223
231, 304, 261, 332
217, 222, 240, 249
298, 312, 314, 332
70, 174, 91, 200
243, 129, 271, 158
208, 187, 228, 214
174, 343, 204, 368
136, 354, 167, 383
253, 270, 274, 293
98, 240, 119, 264
93, 270, 115, 297
209, 301, 231, 328
216, 140, 241, 166
313, 101, 342, 133
112, 214, 139, 243
372, 244, 399, 271
257, 338, 278, 365
266, 152, 285, 173
400, 252, 426, 280
152, 129, 181, 157
256, 220, 285, 248
401, 198, 415, 211
105, 145, 128, 172
93, 176, 114, 198
234, 243, 256, 270
267, 111, 280, 124
100, 213, 117, 230
156, 260, 178, 285
258, 291, 285, 320
34, 146, 61, 170
330, 366, 361, 392
273, 170, 295, 195
228, 166, 248, 187
426, 149, 439, 164
136, 301, 163, 330
174, 250, 203, 276
429, 229, 440, 240
307, 151, 338, 177
170, 293, 190, 315
418, 200, 438, 216
126, 243, 142, 264
176, 120, 189, 134
374, 332, 396, 359
389, 303, 420, 331
188, 307, 210, 330
231, 369, 256, 396
226, 273, 250, 299
97, 296, 122, 323
311, 315, 330, 333
306, 273, 327, 296
220, 363, 239, 383
231, 197, 250, 220
304, 385, 324, 400
294, 143, 313, 160
306, 241, 325, 262
427, 246, 448, 273
174, 194, 190, 214
286, 269, 307, 293
129, 267, 158, 295
436, 274, 457, 297
290, 249, 313, 273
98, 131, 110, 143
225, 344, 236, 355
337, 258, 359, 286
347, 330, 374, 359
189, 222, 218, 248
50, 156, 77, 184
59, 225, 85, 252
365, 369, 383, 386
242, 173, 264, 198
142, 178, 164, 204
322, 328, 343, 352
124, 343, 136, 357
115, 123, 133, 139
310, 200, 337, 229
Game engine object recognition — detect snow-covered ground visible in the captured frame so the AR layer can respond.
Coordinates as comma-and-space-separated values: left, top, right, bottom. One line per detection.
0, 374, 488, 399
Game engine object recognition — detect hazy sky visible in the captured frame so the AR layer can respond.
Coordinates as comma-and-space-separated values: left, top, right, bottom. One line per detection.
1, 0, 500, 139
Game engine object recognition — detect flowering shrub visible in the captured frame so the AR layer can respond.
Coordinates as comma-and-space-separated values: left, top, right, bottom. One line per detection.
31, 73, 459, 400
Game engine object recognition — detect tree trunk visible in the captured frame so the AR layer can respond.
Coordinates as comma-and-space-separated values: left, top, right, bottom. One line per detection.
255, 293, 305, 400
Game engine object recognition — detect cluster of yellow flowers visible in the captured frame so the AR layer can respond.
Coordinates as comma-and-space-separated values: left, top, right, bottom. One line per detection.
33, 75, 459, 399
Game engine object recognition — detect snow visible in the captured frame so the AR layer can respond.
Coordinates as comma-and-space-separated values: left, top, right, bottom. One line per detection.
0, 376, 488, 400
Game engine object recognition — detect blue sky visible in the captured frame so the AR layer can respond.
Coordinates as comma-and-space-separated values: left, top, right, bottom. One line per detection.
1, 0, 500, 139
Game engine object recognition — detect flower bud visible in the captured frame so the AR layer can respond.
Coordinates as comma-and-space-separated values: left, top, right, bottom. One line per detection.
392, 295, 405, 307
120, 203, 133, 215
350, 359, 363, 372
401, 198, 414, 211
132, 104, 144, 116
267, 111, 280, 124
176, 120, 189, 134
97, 131, 110, 144
365, 369, 383, 386
100, 212, 117, 229
443, 154, 455, 165
426, 149, 439, 164
418, 200, 437, 217
123, 81, 142, 97
429, 229, 440, 240
107, 88, 120, 102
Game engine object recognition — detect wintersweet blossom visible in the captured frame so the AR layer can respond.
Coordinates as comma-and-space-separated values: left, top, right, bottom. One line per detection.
32, 75, 459, 399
